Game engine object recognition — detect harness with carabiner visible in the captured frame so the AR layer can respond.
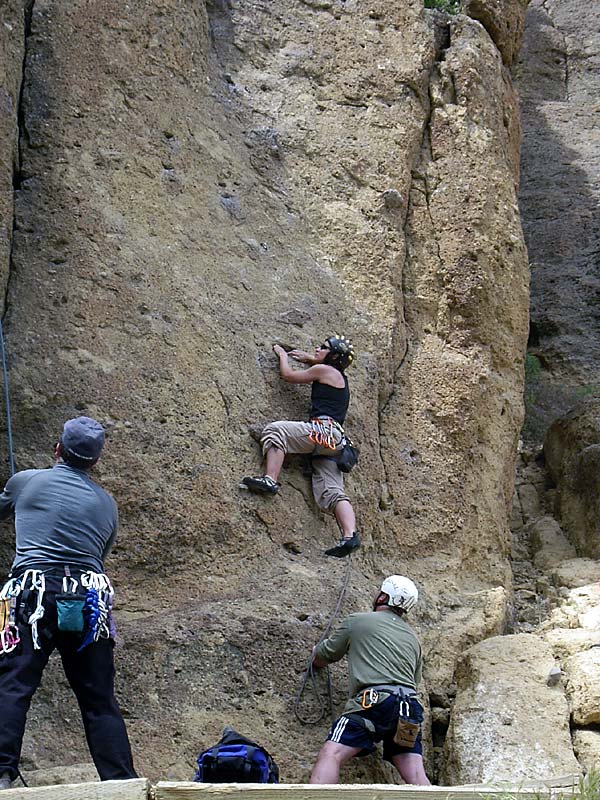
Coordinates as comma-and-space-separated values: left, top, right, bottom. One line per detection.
308, 417, 342, 451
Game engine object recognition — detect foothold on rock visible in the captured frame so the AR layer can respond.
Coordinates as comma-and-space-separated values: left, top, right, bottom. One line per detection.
547, 666, 562, 686
247, 422, 265, 442
382, 188, 403, 209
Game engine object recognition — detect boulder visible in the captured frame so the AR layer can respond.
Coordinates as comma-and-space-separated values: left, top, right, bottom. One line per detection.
572, 729, 600, 774
550, 558, 600, 590
542, 583, 600, 647
529, 516, 576, 570
442, 633, 581, 784
517, 483, 541, 522
565, 648, 600, 726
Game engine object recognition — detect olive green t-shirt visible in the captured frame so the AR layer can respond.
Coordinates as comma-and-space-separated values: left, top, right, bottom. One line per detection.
315, 610, 422, 712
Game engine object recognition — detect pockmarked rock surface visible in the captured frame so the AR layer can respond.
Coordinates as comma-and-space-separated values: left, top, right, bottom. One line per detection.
1, 0, 530, 784
517, 0, 600, 438
544, 399, 600, 559
0, 0, 23, 291
573, 730, 600, 774
565, 648, 600, 727
442, 634, 581, 784
464, 0, 530, 66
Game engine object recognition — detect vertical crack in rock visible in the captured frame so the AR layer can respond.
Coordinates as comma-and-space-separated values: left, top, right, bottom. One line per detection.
379, 19, 451, 421
376, 19, 452, 504
5, 0, 34, 320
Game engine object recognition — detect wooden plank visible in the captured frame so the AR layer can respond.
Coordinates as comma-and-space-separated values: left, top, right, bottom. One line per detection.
2, 777, 149, 800
151, 783, 571, 800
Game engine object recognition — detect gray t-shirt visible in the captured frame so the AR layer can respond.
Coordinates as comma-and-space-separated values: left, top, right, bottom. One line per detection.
0, 463, 118, 574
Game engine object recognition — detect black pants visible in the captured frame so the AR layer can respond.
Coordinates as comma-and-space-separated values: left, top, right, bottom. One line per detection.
0, 578, 137, 781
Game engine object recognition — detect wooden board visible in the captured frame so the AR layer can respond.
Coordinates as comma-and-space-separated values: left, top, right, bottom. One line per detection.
151, 783, 577, 800
3, 778, 149, 800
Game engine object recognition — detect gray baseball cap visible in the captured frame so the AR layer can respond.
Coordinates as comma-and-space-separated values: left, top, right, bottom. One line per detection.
61, 416, 106, 461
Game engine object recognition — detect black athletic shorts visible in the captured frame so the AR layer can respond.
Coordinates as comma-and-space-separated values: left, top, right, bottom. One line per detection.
326, 693, 423, 759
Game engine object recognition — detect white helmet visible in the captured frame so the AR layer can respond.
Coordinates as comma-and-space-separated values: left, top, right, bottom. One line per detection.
380, 575, 418, 612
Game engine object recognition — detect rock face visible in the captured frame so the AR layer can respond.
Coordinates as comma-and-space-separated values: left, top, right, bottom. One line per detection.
513, 2, 600, 774
464, 0, 530, 66
0, 0, 530, 785
544, 399, 600, 559
517, 0, 600, 439
442, 634, 581, 784
510, 442, 600, 779
0, 1, 23, 292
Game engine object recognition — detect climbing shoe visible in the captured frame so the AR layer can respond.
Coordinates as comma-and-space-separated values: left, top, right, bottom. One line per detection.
0, 774, 12, 791
325, 533, 361, 558
242, 475, 281, 495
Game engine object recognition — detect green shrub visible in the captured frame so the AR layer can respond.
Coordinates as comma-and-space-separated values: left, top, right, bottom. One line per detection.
424, 0, 461, 13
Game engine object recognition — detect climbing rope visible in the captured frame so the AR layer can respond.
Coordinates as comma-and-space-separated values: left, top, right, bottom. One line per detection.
293, 556, 353, 725
0, 318, 15, 476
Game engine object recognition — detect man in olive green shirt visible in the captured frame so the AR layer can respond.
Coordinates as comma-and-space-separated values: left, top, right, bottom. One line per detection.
309, 576, 430, 785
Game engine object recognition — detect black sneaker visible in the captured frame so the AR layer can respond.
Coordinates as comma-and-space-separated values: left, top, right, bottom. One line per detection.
242, 475, 281, 495
325, 533, 361, 558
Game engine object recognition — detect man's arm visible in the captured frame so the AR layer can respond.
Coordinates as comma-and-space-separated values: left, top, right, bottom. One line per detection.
273, 345, 338, 386
415, 645, 423, 687
0, 471, 36, 520
101, 498, 119, 561
312, 616, 352, 668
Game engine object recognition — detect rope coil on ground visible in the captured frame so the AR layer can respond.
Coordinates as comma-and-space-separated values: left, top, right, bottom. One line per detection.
293, 556, 352, 725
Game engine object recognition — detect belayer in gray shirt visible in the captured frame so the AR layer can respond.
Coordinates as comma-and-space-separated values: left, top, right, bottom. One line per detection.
0, 417, 137, 790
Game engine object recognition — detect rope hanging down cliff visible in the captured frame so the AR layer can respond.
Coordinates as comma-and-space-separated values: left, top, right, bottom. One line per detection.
293, 557, 352, 725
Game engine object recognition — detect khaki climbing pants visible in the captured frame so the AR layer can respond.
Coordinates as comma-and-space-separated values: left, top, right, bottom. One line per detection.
260, 421, 350, 512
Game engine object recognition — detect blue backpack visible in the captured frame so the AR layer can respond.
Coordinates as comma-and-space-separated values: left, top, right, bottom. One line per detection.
194, 727, 279, 783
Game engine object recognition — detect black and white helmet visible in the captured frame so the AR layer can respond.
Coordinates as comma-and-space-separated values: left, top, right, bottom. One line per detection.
380, 575, 418, 612
323, 334, 354, 371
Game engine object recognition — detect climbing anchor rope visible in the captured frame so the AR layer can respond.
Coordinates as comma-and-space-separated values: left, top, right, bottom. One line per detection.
293, 556, 353, 725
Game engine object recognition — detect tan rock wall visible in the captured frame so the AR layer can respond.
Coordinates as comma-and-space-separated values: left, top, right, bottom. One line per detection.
0, 0, 24, 293
464, 0, 530, 66
0, 0, 529, 784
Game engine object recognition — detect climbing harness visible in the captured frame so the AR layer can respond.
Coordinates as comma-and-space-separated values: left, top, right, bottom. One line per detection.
308, 417, 340, 451
0, 595, 20, 655
0, 569, 114, 654
293, 557, 353, 725
78, 571, 114, 649
360, 688, 379, 709
0, 570, 46, 652
0, 318, 15, 476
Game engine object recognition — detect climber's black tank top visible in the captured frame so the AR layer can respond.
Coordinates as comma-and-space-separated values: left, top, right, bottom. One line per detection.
309, 374, 349, 425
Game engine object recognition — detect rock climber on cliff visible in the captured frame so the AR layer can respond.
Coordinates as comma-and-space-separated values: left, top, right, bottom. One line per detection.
242, 335, 360, 558
309, 575, 430, 786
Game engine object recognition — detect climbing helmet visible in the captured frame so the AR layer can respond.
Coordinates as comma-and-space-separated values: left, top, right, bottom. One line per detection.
323, 333, 354, 370
380, 575, 418, 612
